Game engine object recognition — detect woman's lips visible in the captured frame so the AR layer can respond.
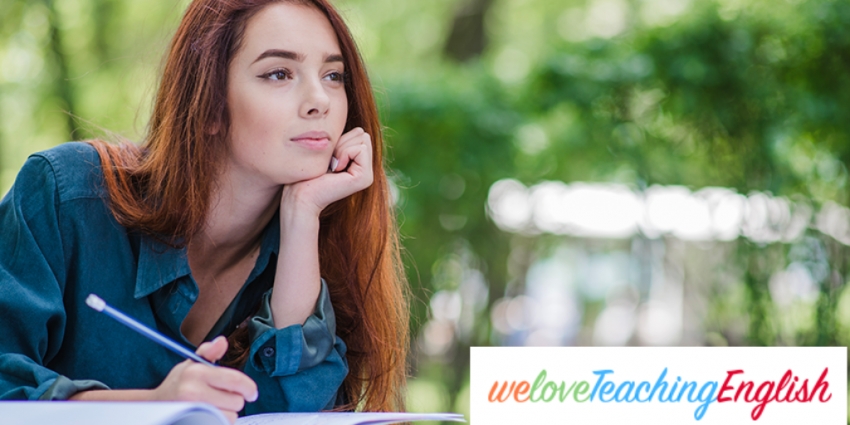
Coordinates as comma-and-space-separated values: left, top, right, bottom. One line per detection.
291, 131, 330, 150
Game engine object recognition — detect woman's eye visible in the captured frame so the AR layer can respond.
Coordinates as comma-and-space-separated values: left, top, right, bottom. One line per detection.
262, 69, 291, 81
325, 71, 345, 83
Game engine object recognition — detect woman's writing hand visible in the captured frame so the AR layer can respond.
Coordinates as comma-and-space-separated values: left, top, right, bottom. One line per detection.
281, 127, 374, 218
151, 336, 258, 424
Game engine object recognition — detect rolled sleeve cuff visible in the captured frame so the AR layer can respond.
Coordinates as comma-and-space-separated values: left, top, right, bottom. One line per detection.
247, 278, 337, 377
38, 376, 109, 400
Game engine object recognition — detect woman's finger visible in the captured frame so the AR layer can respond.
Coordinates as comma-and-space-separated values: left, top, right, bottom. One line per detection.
332, 129, 370, 170
190, 381, 246, 412
335, 127, 365, 149
204, 367, 259, 402
195, 336, 228, 362
333, 133, 371, 173
221, 410, 238, 425
330, 128, 365, 166
340, 143, 373, 185
174, 378, 243, 422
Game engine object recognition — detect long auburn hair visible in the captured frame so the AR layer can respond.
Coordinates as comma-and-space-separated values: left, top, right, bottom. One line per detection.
88, 0, 408, 412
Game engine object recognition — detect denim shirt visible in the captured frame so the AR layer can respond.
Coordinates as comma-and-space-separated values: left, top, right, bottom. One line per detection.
0, 142, 348, 414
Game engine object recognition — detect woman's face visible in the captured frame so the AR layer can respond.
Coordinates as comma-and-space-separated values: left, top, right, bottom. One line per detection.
226, 2, 347, 188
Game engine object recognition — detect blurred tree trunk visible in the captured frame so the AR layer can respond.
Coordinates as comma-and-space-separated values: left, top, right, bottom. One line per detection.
92, 0, 112, 60
742, 241, 776, 346
447, 342, 469, 416
45, 0, 78, 140
816, 237, 846, 345
443, 0, 493, 62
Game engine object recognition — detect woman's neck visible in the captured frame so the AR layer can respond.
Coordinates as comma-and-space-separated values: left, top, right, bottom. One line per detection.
189, 170, 281, 274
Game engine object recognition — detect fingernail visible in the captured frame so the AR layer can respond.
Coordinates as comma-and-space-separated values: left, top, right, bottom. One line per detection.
248, 391, 259, 402
330, 157, 339, 172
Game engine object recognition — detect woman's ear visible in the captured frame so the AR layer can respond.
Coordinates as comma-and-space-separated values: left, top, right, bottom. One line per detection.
207, 120, 221, 135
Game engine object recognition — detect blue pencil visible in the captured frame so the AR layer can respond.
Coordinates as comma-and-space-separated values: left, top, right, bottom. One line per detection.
85, 293, 217, 367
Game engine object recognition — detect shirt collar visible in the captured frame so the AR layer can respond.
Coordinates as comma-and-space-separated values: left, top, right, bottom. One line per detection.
133, 214, 281, 299
134, 236, 191, 299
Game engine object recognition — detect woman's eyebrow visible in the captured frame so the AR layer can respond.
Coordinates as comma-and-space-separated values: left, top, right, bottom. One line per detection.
325, 54, 344, 64
252, 49, 344, 64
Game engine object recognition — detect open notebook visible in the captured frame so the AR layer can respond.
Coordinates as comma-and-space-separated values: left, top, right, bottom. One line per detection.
1, 402, 465, 425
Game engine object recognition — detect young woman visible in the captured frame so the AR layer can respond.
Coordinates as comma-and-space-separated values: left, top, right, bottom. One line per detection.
0, 0, 409, 421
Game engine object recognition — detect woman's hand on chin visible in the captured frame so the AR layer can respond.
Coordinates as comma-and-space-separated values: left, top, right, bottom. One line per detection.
280, 127, 374, 218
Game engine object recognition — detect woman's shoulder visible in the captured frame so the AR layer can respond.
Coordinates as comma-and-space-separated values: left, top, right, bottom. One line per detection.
26, 141, 106, 201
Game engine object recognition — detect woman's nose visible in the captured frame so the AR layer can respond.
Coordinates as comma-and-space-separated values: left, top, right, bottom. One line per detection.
299, 78, 330, 118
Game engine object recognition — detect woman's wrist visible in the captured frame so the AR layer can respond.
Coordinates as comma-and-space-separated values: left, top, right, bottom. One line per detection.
279, 208, 320, 260
280, 184, 325, 220
280, 204, 321, 230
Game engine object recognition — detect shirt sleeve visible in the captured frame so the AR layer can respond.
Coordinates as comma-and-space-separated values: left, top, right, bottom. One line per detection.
242, 279, 349, 414
0, 155, 108, 400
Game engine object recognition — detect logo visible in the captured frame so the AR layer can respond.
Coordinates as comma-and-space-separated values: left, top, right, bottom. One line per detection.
471, 347, 846, 424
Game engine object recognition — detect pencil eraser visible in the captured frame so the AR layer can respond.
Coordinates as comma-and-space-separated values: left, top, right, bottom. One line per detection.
86, 294, 106, 312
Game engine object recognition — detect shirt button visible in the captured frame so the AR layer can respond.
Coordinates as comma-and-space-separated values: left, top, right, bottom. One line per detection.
263, 347, 275, 357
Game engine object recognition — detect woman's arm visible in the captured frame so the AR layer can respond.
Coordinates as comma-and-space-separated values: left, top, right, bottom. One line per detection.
270, 127, 373, 328
69, 338, 257, 424
0, 154, 256, 424
270, 208, 322, 329
239, 281, 348, 414
0, 155, 108, 401
69, 389, 152, 401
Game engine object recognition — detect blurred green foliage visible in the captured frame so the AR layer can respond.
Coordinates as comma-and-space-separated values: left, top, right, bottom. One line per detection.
1, 0, 849, 420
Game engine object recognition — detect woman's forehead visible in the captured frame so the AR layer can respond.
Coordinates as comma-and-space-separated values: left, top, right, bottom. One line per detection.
237, 3, 341, 63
